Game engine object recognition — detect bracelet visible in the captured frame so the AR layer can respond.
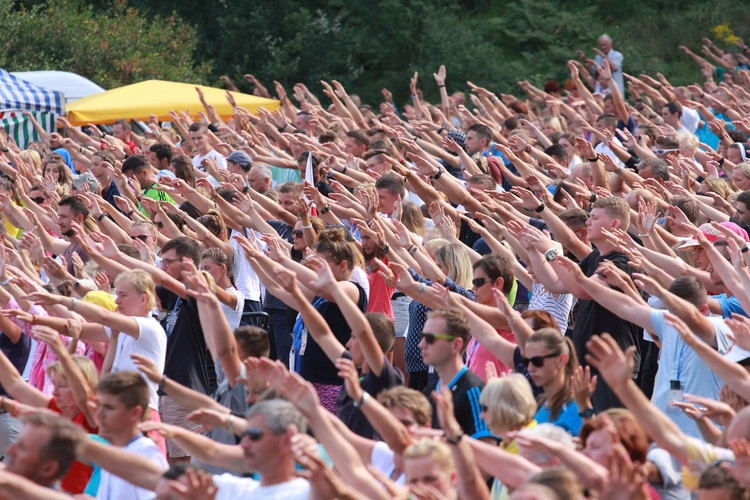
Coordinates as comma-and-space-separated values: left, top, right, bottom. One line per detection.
320, 205, 331, 215
242, 185, 250, 194
301, 224, 312, 229
126, 210, 135, 217
431, 167, 444, 181
342, 165, 347, 175
587, 156, 599, 163
407, 244, 418, 256
68, 298, 77, 311
743, 245, 750, 254
380, 243, 390, 255
419, 283, 425, 295
534, 202, 545, 213
11, 399, 18, 418
616, 165, 624, 175
525, 144, 532, 153
404, 171, 411, 181
589, 193, 597, 203
97, 213, 107, 222
446, 431, 464, 445
0, 277, 10, 286
411, 95, 419, 99
438, 85, 446, 88
353, 392, 369, 408
717, 157, 725, 167
227, 415, 235, 434
637, 233, 651, 238
158, 376, 168, 393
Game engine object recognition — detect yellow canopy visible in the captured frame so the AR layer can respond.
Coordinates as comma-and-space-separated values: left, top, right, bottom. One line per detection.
66, 80, 279, 125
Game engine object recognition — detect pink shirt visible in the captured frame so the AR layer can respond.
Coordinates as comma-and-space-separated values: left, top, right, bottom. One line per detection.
466, 329, 517, 382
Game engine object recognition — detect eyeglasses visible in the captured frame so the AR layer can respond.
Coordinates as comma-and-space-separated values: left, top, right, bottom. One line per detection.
472, 277, 491, 288
161, 257, 182, 267
130, 234, 149, 242
31, 196, 46, 204
419, 331, 456, 345
519, 351, 561, 369
292, 230, 304, 238
652, 148, 678, 155
241, 427, 265, 442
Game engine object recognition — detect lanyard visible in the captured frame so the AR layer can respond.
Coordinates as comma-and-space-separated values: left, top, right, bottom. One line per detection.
167, 297, 182, 337
436, 366, 467, 393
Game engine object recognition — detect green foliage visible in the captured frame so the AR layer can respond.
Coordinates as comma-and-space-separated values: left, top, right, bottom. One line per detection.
0, 0, 208, 89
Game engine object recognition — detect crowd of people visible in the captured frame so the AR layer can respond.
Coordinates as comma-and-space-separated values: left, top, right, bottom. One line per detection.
0, 31, 748, 499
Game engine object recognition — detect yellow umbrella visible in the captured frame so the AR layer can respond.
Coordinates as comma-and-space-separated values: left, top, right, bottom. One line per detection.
66, 79, 280, 125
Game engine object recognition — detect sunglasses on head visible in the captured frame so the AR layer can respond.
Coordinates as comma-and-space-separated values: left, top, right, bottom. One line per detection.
652, 148, 678, 155
419, 331, 456, 345
472, 277, 491, 288
130, 234, 149, 242
31, 196, 46, 204
519, 351, 561, 369
292, 230, 304, 238
241, 427, 265, 442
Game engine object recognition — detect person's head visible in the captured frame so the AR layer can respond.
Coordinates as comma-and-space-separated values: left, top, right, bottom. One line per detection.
363, 149, 390, 176
595, 113, 617, 134
314, 227, 357, 280
400, 201, 426, 237
653, 136, 680, 158
277, 182, 303, 215
541, 116, 563, 136
678, 132, 700, 158
728, 144, 749, 166
403, 439, 456, 499
569, 163, 594, 189
43, 158, 72, 186
580, 409, 649, 468
598, 34, 613, 53
57, 195, 89, 237
346, 312, 395, 367
121, 154, 152, 188
558, 207, 590, 244
248, 164, 272, 193
697, 461, 748, 500
226, 150, 253, 175
95, 371, 150, 442
169, 154, 196, 188
637, 157, 670, 183
668, 195, 700, 230
5, 413, 85, 487
28, 184, 50, 207
201, 247, 235, 289
527, 467, 584, 500
519, 426, 576, 467
344, 129, 370, 158
465, 124, 492, 155
378, 386, 432, 427
292, 217, 324, 252
113, 269, 156, 316
374, 173, 404, 216
698, 178, 731, 200
241, 399, 308, 475
524, 329, 578, 419
661, 101, 682, 127
735, 191, 750, 225
112, 119, 132, 142
149, 143, 173, 169
480, 373, 537, 436
587, 196, 630, 243
544, 143, 568, 166
46, 355, 98, 415
160, 236, 202, 279
521, 310, 560, 331
129, 220, 158, 253
472, 254, 514, 305
420, 307, 470, 369
188, 122, 210, 154
293, 110, 312, 131
669, 276, 708, 314
733, 162, 750, 192
427, 240, 473, 289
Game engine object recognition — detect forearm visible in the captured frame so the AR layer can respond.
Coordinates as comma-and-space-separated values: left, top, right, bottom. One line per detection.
162, 377, 225, 413
452, 439, 490, 500
81, 439, 166, 490
526, 251, 574, 295
468, 438, 540, 488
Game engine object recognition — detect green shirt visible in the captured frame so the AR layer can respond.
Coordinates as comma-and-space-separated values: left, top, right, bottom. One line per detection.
140, 182, 175, 215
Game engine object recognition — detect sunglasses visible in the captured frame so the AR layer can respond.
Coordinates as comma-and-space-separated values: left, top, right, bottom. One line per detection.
519, 351, 561, 369
652, 148, 678, 155
156, 221, 164, 229
241, 427, 264, 442
292, 230, 304, 238
472, 277, 491, 288
31, 196, 46, 204
130, 234, 149, 242
419, 331, 456, 345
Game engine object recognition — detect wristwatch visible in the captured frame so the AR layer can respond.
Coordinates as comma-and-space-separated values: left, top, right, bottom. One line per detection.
534, 202, 545, 213
578, 407, 596, 419
353, 392, 369, 408
446, 431, 464, 445
544, 248, 558, 262
431, 167, 444, 180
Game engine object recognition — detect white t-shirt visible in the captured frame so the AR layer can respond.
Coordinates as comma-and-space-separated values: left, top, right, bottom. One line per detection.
371, 441, 405, 486
96, 435, 168, 500
231, 237, 261, 302
221, 286, 245, 331
213, 474, 310, 500
106, 316, 167, 409
193, 150, 228, 171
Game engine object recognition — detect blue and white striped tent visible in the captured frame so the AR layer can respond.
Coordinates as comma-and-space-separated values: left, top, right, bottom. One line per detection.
0, 68, 65, 148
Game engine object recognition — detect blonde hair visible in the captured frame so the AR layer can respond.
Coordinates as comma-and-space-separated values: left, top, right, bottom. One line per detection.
542, 116, 563, 133
735, 161, 750, 181
480, 373, 537, 432
677, 132, 699, 153
19, 149, 42, 174
47, 355, 99, 391
377, 386, 432, 426
114, 269, 157, 311
404, 438, 454, 473
434, 242, 473, 289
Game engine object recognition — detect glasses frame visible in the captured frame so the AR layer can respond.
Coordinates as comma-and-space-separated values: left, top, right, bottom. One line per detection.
519, 351, 562, 369
419, 331, 457, 345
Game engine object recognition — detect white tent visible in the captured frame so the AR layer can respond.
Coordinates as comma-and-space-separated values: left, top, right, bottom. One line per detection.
0, 69, 65, 148
11, 71, 105, 103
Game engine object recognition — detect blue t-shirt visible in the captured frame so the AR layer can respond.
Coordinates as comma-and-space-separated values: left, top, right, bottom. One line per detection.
715, 294, 748, 318
534, 400, 582, 436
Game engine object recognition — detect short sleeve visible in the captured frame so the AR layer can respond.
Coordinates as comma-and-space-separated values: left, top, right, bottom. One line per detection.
718, 295, 748, 318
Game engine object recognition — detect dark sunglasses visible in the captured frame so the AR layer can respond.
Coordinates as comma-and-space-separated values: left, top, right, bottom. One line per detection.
156, 221, 164, 229
472, 277, 491, 288
130, 234, 149, 242
519, 351, 561, 369
31, 196, 46, 204
241, 427, 264, 442
419, 331, 456, 345
292, 230, 304, 238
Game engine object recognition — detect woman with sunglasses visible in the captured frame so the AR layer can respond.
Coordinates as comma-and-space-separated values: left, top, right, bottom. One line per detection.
523, 328, 584, 436
200, 248, 244, 331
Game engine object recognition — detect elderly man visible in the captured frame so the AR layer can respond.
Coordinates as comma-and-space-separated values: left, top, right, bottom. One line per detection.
594, 34, 624, 94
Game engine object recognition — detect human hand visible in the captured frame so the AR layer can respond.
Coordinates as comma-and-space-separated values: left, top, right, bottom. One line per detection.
335, 357, 364, 403
432, 384, 462, 440
585, 333, 635, 391
433, 65, 446, 86
572, 365, 597, 410
30, 325, 66, 355
130, 353, 162, 384
186, 408, 232, 434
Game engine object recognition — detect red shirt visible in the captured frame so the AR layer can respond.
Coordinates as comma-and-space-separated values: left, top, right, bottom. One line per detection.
48, 398, 98, 494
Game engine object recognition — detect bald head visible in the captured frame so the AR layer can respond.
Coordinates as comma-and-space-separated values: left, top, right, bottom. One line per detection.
726, 405, 750, 441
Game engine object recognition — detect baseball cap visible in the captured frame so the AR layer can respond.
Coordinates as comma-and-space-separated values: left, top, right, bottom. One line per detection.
226, 151, 252, 168
677, 222, 749, 249
72, 172, 99, 193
